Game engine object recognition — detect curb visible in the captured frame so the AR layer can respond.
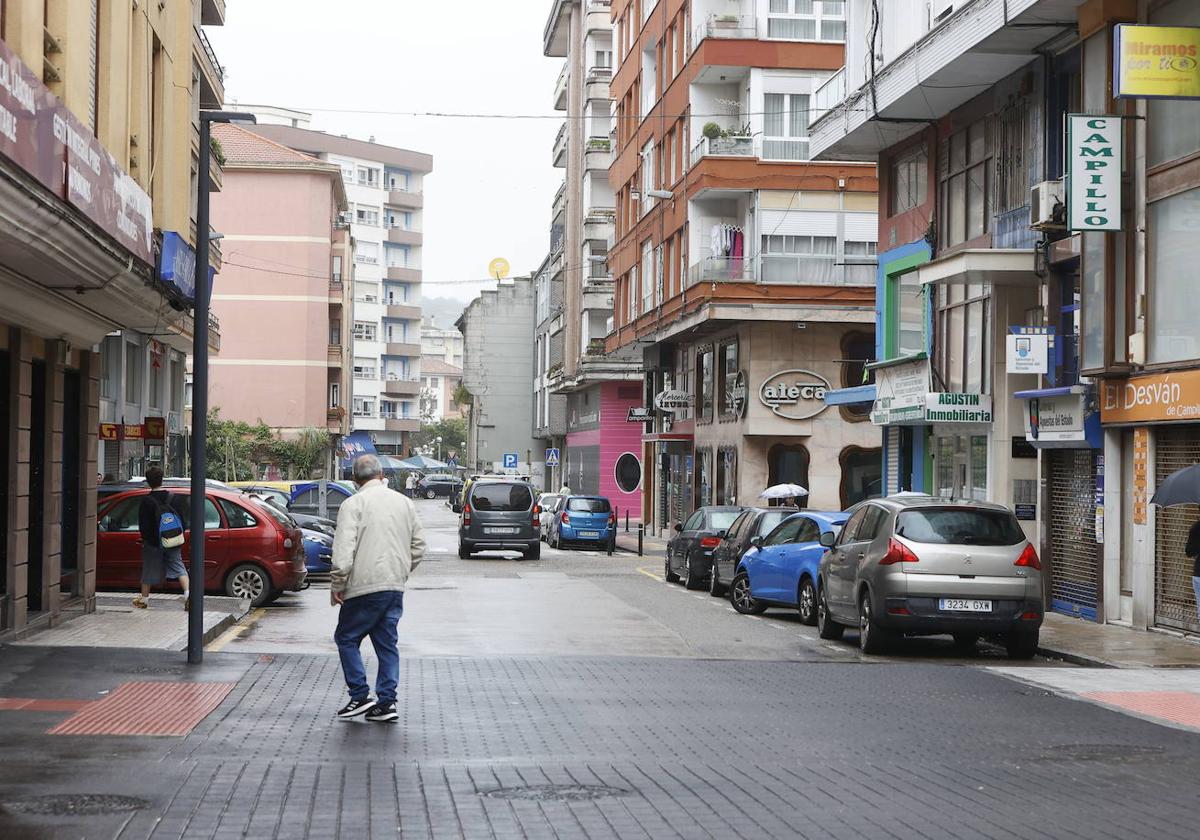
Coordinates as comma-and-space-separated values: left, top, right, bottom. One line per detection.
1034, 644, 1120, 669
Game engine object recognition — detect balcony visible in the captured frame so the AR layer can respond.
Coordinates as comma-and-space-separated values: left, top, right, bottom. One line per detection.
201, 0, 226, 26
553, 62, 568, 111
386, 265, 421, 283
552, 179, 566, 222
552, 122, 567, 168
583, 136, 611, 171
385, 226, 422, 246
385, 189, 423, 209
384, 417, 420, 433
687, 257, 756, 288
692, 14, 756, 50
327, 344, 344, 366
385, 303, 421, 321
382, 377, 422, 397
690, 135, 754, 165
194, 27, 224, 109
208, 146, 223, 192
810, 67, 846, 125
328, 279, 344, 304
583, 207, 615, 241
384, 342, 422, 357
585, 66, 612, 101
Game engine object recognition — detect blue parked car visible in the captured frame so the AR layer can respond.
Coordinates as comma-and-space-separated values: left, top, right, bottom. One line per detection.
301, 527, 334, 574
731, 511, 848, 624
289, 481, 355, 519
547, 495, 615, 550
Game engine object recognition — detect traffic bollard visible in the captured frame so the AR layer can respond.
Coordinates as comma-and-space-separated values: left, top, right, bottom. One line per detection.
625, 510, 630, 532
638, 524, 644, 556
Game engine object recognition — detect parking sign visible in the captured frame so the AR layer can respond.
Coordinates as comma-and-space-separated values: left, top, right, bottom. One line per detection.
503, 453, 519, 469
545, 448, 560, 467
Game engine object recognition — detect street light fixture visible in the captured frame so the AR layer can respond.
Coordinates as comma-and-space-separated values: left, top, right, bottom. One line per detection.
189, 110, 256, 665
436, 436, 443, 462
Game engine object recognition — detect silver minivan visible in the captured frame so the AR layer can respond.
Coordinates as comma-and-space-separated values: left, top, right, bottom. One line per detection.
458, 479, 541, 561
817, 496, 1043, 658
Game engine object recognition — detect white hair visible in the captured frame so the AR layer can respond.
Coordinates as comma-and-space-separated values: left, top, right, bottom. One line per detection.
352, 454, 383, 482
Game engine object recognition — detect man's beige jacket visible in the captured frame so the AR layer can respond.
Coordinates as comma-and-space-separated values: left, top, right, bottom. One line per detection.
330, 479, 426, 599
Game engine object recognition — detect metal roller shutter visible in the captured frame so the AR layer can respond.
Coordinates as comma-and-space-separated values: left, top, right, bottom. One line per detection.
1154, 427, 1200, 633
885, 427, 900, 495
1047, 449, 1100, 620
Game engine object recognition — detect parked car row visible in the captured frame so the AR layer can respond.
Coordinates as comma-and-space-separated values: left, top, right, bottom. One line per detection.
665, 496, 1044, 659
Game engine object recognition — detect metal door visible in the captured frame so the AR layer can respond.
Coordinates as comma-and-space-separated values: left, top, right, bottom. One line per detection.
1046, 449, 1101, 621
1154, 427, 1200, 633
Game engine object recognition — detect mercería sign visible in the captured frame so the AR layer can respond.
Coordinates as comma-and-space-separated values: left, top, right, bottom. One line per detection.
0, 37, 152, 264
759, 370, 830, 420
654, 389, 691, 413
1100, 369, 1200, 424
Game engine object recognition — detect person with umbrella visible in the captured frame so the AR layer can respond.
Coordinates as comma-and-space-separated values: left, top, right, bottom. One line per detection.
1188, 516, 1200, 623
1150, 463, 1200, 621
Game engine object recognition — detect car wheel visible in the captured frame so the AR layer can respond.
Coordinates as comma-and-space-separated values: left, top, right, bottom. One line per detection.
524, 544, 541, 562
797, 577, 818, 626
817, 585, 844, 641
1006, 629, 1039, 660
225, 564, 271, 607
458, 543, 472, 560
952, 632, 979, 654
730, 572, 767, 615
664, 555, 680, 583
425, 489, 437, 500
858, 591, 894, 655
708, 565, 726, 597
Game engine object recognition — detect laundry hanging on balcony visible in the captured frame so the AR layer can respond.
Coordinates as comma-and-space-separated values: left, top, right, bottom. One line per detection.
709, 224, 744, 259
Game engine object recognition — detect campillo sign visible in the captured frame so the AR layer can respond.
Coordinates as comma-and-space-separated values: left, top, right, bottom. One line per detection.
1066, 114, 1122, 232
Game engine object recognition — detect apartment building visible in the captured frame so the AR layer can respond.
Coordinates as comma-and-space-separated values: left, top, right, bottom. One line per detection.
244, 123, 433, 456
420, 359, 465, 423
810, 0, 1200, 638
533, 254, 570, 489
208, 125, 351, 461
421, 316, 465, 368
545, 0, 645, 510
606, 0, 880, 533
0, 0, 225, 634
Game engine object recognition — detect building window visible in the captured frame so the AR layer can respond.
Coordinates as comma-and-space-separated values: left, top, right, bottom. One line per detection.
640, 140, 655, 214
356, 167, 379, 187
148, 355, 162, 410
717, 340, 738, 419
762, 93, 810, 161
935, 284, 990, 394
1149, 187, 1200, 364
355, 206, 380, 226
353, 358, 377, 380
939, 118, 992, 248
170, 357, 183, 414
696, 346, 714, 422
352, 321, 377, 341
766, 0, 845, 42
329, 382, 340, 409
844, 241, 878, 285
840, 447, 882, 507
124, 342, 142, 404
716, 447, 738, 505
615, 452, 642, 494
889, 144, 928, 216
695, 448, 712, 508
641, 239, 655, 313
99, 336, 120, 400
332, 255, 343, 283
767, 444, 810, 506
888, 270, 925, 358
761, 235, 837, 284
995, 98, 1030, 214
840, 331, 875, 420
352, 397, 376, 417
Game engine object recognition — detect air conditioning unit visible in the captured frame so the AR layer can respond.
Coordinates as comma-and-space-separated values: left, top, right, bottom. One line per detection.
931, 0, 955, 24
1030, 179, 1065, 231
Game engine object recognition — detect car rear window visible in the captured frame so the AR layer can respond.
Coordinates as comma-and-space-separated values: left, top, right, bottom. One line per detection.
567, 498, 611, 513
248, 497, 295, 530
471, 482, 533, 511
896, 509, 1025, 546
756, 510, 790, 536
710, 511, 741, 531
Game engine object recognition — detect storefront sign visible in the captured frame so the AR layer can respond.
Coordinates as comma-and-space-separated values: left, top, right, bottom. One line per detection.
627, 407, 655, 423
1100, 369, 1200, 424
1133, 427, 1148, 525
724, 370, 748, 419
759, 370, 830, 421
143, 417, 166, 441
123, 423, 144, 440
925, 392, 993, 424
1023, 394, 1100, 448
1006, 333, 1049, 374
654, 389, 692, 413
99, 423, 119, 441
1066, 114, 1122, 232
1114, 25, 1200, 100
0, 38, 152, 264
158, 232, 198, 302
870, 358, 930, 426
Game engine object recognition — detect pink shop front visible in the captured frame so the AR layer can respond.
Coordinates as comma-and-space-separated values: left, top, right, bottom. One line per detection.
562, 383, 644, 521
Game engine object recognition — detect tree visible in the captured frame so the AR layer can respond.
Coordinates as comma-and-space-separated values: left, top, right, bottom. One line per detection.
205, 410, 274, 481
411, 417, 467, 461
271, 427, 332, 480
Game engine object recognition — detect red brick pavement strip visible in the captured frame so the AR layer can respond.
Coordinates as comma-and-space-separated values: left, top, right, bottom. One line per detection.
0, 698, 93, 712
46, 681, 236, 736
1082, 690, 1200, 730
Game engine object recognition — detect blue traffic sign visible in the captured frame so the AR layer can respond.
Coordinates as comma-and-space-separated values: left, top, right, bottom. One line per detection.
545, 448, 560, 467
503, 453, 519, 469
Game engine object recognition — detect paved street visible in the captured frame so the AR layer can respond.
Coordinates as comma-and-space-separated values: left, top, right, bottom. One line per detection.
2, 499, 1200, 839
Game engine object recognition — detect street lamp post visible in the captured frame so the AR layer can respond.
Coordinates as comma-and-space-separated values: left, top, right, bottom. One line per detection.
436, 436, 442, 462
189, 110, 256, 665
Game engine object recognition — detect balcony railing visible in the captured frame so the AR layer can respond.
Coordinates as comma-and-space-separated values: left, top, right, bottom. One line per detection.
811, 68, 846, 125
585, 65, 612, 84
692, 14, 756, 48
197, 27, 225, 81
690, 135, 754, 165
585, 136, 611, 153
687, 257, 756, 288
686, 254, 878, 288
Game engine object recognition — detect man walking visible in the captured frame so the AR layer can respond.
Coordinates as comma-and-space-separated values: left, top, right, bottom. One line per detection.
133, 466, 189, 610
331, 454, 426, 723
405, 472, 417, 498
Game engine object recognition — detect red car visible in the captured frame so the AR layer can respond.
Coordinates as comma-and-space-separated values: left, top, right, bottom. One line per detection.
97, 487, 307, 606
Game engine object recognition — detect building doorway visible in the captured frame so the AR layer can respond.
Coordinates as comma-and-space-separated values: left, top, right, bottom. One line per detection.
60, 368, 82, 599
0, 349, 9, 626
768, 443, 810, 507
28, 360, 46, 614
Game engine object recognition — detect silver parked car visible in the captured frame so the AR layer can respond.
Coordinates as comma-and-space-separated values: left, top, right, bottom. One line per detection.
537, 493, 564, 541
816, 496, 1043, 658
458, 479, 541, 561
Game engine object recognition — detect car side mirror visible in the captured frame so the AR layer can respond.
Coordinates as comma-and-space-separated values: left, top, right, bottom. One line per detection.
819, 531, 836, 548
749, 536, 763, 549
674, 523, 683, 533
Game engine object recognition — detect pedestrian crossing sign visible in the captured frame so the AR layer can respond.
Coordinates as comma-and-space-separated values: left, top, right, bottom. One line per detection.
545, 448, 560, 467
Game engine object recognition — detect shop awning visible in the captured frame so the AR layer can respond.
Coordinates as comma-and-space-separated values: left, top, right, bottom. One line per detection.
824, 384, 876, 406
917, 249, 1037, 286
1013, 385, 1087, 400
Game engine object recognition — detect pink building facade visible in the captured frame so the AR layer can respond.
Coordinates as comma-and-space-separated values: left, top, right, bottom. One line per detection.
209, 125, 349, 442
564, 382, 643, 519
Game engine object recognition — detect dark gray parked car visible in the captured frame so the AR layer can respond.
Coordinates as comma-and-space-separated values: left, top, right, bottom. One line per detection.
458, 479, 541, 561
816, 496, 1043, 658
708, 506, 799, 597
665, 505, 745, 590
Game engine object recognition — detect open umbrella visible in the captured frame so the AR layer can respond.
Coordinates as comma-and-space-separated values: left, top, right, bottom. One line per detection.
759, 483, 809, 500
1150, 463, 1200, 507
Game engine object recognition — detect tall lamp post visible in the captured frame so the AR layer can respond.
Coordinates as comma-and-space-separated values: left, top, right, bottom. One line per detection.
189, 110, 257, 665
436, 436, 443, 462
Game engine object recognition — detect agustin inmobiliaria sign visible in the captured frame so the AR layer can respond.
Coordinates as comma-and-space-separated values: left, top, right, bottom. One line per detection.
1066, 114, 1122, 232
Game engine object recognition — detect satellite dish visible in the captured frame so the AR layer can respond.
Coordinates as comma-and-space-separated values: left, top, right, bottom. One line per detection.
488, 258, 510, 280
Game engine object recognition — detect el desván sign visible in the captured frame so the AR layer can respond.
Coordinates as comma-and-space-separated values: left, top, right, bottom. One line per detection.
1066, 114, 1122, 232
1100, 369, 1200, 424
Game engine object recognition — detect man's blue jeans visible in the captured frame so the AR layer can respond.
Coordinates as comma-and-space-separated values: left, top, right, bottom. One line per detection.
334, 590, 405, 705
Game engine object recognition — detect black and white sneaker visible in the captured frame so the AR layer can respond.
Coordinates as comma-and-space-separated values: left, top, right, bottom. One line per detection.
336, 698, 376, 719
365, 703, 399, 724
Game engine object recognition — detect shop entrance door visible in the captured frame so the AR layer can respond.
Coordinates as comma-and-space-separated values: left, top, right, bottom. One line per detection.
28, 360, 46, 614
1119, 429, 1135, 623
1153, 427, 1200, 634
934, 434, 989, 500
1046, 449, 1101, 621
0, 350, 9, 628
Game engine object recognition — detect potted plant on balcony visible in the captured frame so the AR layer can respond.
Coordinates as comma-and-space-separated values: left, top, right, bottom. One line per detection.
586, 338, 607, 356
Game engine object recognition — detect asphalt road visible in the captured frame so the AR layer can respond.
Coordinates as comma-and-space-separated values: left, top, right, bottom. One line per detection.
3, 498, 1199, 839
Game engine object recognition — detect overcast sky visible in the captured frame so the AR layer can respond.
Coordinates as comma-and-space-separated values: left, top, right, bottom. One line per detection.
208, 0, 563, 304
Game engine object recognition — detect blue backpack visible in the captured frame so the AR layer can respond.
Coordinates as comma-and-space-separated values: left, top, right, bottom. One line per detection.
154, 493, 185, 549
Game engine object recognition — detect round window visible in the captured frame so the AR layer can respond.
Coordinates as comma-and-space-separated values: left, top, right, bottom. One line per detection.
614, 453, 642, 494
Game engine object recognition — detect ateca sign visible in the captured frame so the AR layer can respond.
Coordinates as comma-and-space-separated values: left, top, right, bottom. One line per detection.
1114, 25, 1200, 100
1066, 115, 1122, 232
759, 370, 830, 421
